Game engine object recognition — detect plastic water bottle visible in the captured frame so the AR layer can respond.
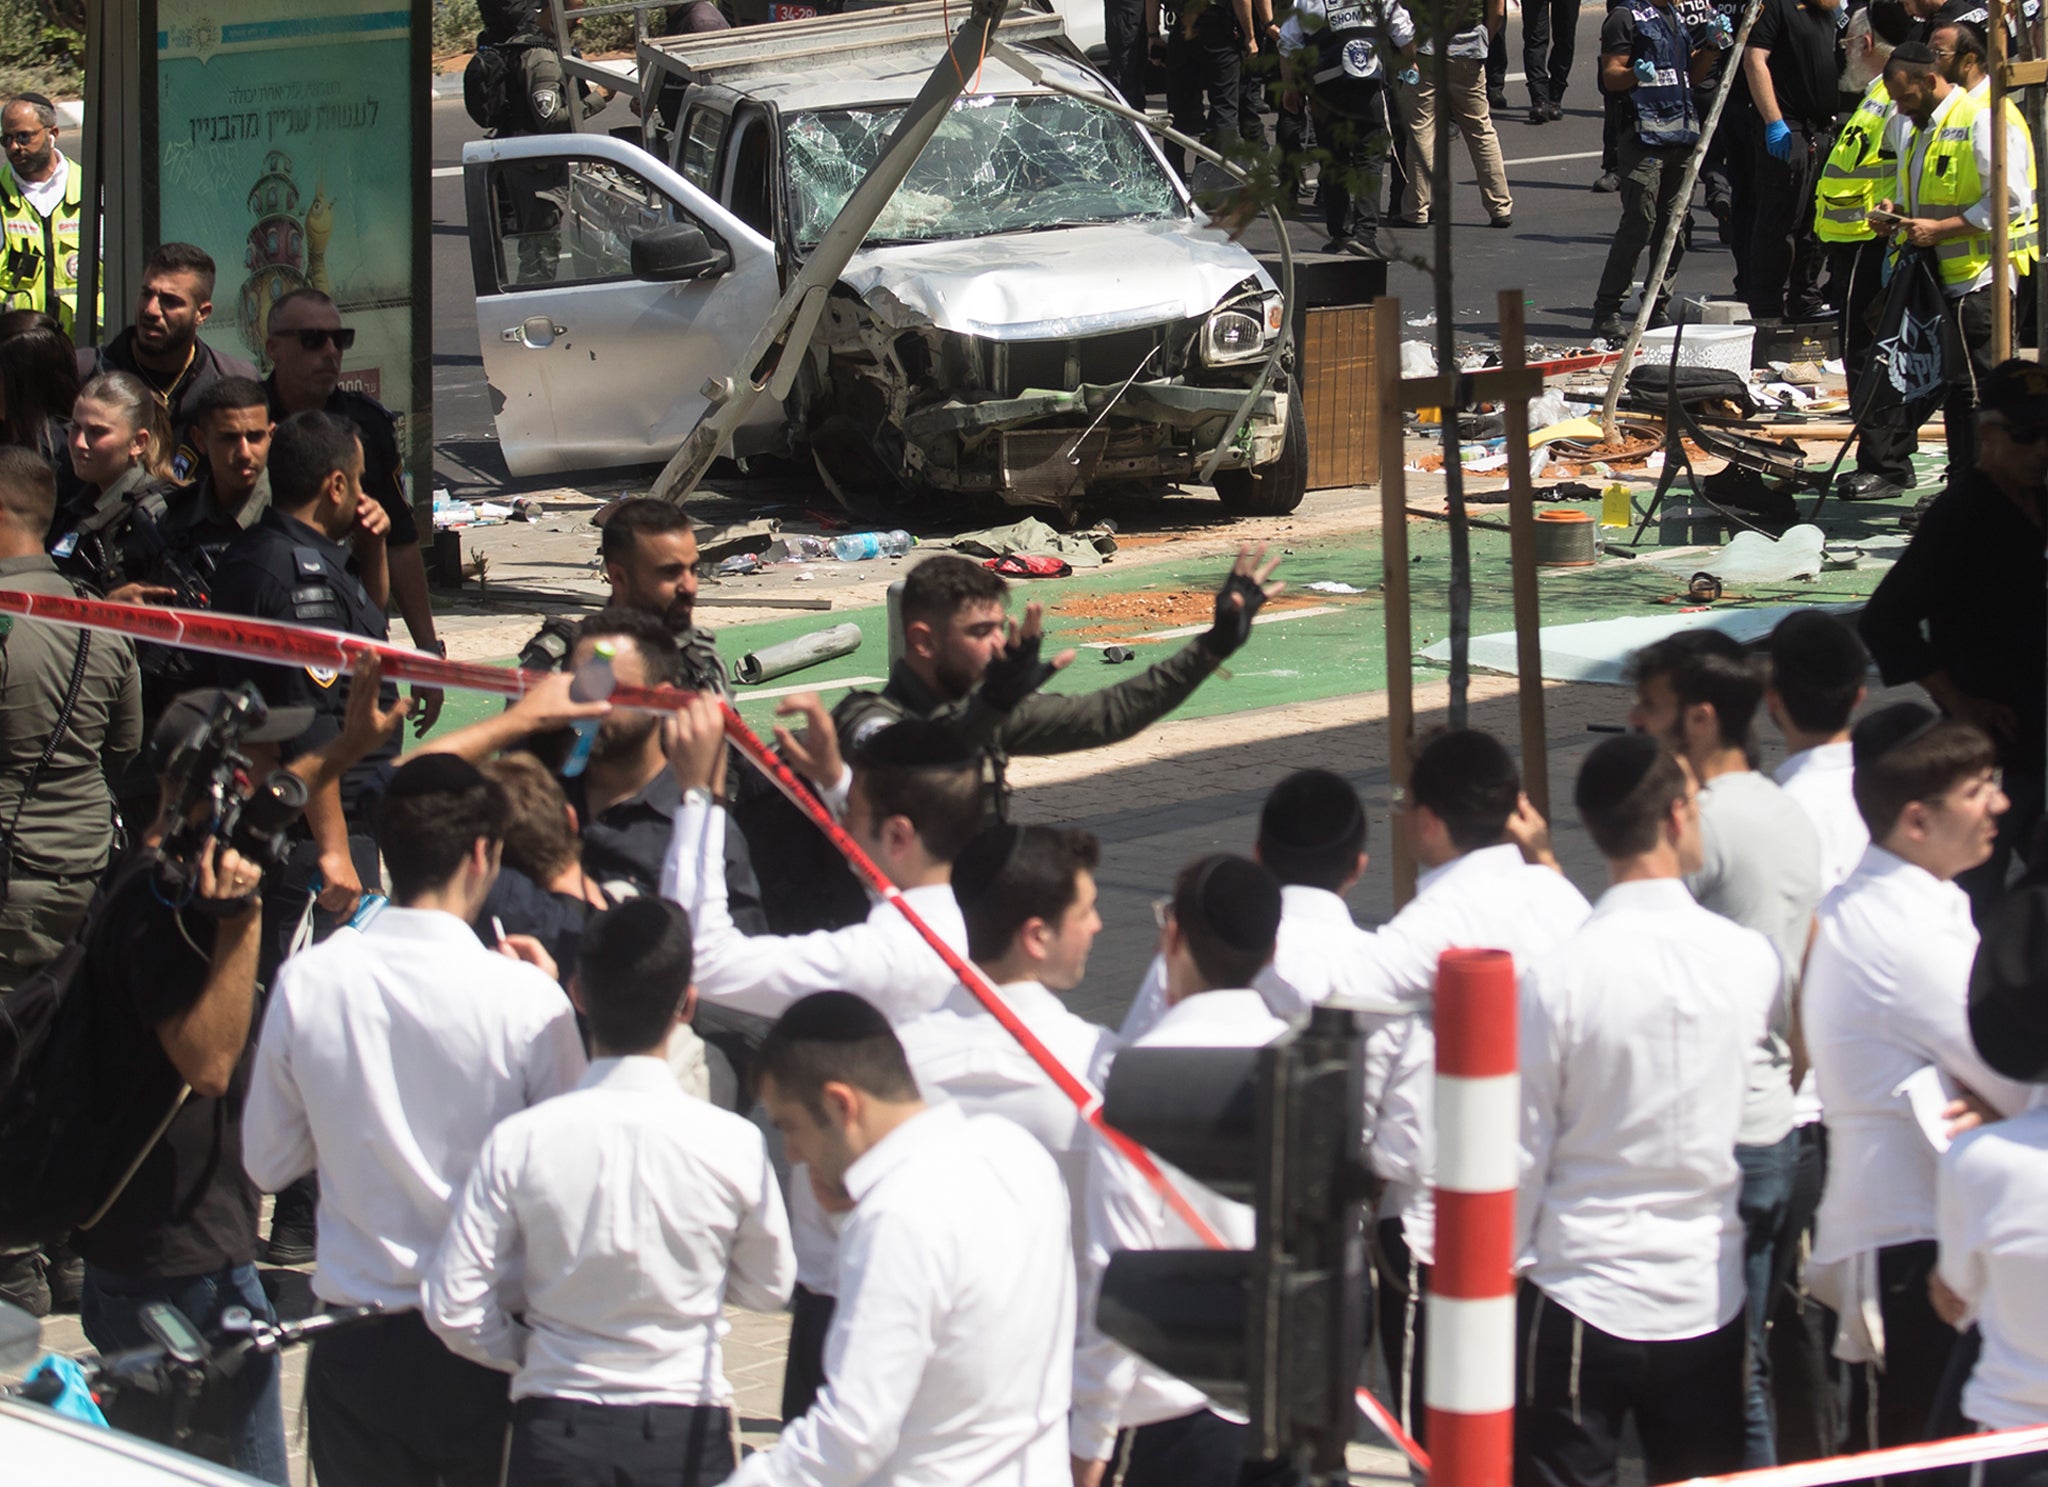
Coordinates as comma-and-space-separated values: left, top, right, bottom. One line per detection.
831, 529, 912, 562
786, 535, 835, 560
560, 642, 618, 779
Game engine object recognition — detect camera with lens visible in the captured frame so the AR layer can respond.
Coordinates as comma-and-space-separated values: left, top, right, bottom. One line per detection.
154, 684, 310, 900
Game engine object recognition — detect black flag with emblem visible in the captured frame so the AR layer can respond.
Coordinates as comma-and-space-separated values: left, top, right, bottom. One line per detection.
1860, 248, 1966, 426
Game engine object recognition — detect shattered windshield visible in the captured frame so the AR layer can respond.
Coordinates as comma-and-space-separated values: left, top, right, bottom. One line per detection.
782, 93, 1182, 250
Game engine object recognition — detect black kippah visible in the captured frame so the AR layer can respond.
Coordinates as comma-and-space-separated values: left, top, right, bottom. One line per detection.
1260, 769, 1365, 853
1890, 39, 1938, 64
1194, 855, 1283, 954
951, 822, 1024, 908
853, 718, 977, 769
1851, 701, 1941, 770
386, 753, 489, 799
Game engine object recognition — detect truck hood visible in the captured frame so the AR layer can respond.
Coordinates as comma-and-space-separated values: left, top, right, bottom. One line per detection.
839, 219, 1274, 340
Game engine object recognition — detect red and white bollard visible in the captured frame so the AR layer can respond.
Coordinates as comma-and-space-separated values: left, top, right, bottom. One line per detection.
1427, 948, 1520, 1487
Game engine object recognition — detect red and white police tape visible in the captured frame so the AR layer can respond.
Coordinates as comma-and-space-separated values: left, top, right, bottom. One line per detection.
1679, 1424, 2048, 1487
0, 592, 1440, 1462
1429, 948, 1519, 1487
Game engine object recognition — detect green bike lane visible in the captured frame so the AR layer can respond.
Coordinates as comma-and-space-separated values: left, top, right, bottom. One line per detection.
422, 510, 1900, 745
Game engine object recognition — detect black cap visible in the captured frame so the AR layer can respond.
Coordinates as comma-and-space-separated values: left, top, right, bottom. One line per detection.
1977, 359, 2048, 428
1259, 769, 1365, 853
1188, 855, 1283, 955
850, 718, 977, 770
1969, 884, 2048, 1083
149, 688, 312, 771
1869, 0, 1915, 44
1851, 700, 1942, 769
384, 752, 490, 799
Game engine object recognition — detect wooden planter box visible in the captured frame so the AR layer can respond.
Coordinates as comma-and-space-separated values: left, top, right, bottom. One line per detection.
1301, 304, 1378, 490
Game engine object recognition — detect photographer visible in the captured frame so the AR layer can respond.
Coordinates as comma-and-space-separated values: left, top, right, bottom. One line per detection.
68, 664, 407, 1483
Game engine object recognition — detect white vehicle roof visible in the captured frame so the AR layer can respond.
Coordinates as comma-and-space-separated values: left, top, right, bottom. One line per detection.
637, 1, 1102, 113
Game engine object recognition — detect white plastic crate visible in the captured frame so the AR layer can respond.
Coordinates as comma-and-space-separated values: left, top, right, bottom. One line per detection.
1632, 323, 1756, 375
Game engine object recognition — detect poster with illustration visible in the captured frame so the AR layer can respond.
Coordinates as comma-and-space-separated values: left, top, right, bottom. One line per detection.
155, 2, 424, 482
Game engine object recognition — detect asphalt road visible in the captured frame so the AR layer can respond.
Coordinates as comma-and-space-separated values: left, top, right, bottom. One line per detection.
426, 4, 1741, 493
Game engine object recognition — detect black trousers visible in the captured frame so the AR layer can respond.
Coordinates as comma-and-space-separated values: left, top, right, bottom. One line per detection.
1744, 116, 1834, 319
1373, 1217, 1430, 1446
779, 1282, 836, 1424
1835, 237, 1920, 486
1959, 769, 2043, 918
1523, 0, 1583, 108
507, 1398, 734, 1487
1768, 1123, 1846, 1464
1515, 1287, 1747, 1487
1314, 96, 1391, 242
1165, 5, 1243, 178
1118, 1407, 1304, 1487
1487, 23, 1509, 99
1942, 286, 2005, 484
1595, 133, 1694, 320
1104, 0, 1149, 110
1844, 1241, 1959, 1457
305, 1310, 512, 1487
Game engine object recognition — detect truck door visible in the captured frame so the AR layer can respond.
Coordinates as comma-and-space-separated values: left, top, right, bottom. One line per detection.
462, 131, 783, 477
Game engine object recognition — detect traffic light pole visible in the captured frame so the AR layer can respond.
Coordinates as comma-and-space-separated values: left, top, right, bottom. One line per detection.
1427, 950, 1522, 1487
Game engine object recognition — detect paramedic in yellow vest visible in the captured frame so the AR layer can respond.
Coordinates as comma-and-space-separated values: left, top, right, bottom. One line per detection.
1874, 41, 2031, 484
1818, 2, 1916, 502
1932, 20, 2037, 272
0, 95, 83, 337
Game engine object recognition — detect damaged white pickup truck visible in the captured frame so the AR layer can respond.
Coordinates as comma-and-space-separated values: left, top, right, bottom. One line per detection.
460, 2, 1305, 515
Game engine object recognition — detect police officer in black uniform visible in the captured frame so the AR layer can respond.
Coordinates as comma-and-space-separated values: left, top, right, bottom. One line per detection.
1162, 0, 1259, 181
262, 287, 442, 734
210, 409, 399, 949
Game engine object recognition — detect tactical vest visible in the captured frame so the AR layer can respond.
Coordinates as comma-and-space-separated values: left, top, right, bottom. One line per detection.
1626, 2, 1700, 149
1311, 0, 1393, 119
0, 162, 87, 337
1815, 79, 1895, 244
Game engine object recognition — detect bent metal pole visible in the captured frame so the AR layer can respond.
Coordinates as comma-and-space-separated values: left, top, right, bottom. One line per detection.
0, 588, 1432, 1466
1429, 948, 1521, 1487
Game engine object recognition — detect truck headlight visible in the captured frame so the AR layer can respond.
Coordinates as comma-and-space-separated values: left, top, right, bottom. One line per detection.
1202, 293, 1285, 365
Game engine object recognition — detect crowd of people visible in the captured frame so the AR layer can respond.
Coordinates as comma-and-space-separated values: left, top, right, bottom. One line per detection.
0, 6, 2046, 1483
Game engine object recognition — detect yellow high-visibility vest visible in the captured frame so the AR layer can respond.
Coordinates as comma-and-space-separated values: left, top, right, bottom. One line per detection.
0, 159, 84, 336
1815, 78, 1894, 244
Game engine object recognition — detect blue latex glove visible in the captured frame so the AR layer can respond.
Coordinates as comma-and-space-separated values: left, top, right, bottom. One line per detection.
1398, 65, 1420, 84
1633, 56, 1657, 84
22, 1357, 108, 1427
1765, 118, 1794, 159
1708, 15, 1734, 45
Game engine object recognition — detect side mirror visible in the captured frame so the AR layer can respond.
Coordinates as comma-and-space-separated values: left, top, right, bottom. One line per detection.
631, 223, 731, 283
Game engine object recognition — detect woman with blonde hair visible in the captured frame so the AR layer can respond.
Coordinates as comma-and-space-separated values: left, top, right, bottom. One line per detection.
51, 370, 180, 600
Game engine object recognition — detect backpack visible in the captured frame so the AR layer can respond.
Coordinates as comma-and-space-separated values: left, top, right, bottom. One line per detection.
0, 854, 182, 1248
463, 35, 572, 134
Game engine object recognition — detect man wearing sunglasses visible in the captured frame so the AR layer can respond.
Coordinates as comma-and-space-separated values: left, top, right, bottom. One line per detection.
264, 288, 443, 735
1862, 358, 2048, 908
0, 93, 86, 338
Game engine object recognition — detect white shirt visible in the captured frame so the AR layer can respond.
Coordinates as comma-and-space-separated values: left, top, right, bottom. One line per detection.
1072, 989, 1284, 1461
1278, 0, 1416, 53
1119, 884, 1415, 1041
1775, 741, 1869, 1128
1806, 847, 2034, 1265
1517, 878, 1778, 1341
10, 154, 67, 218
1938, 1103, 2048, 1430
898, 979, 1119, 1257
1774, 742, 1870, 895
422, 1056, 796, 1406
1356, 845, 1594, 1265
662, 799, 968, 1025
242, 908, 587, 1311
729, 1104, 1074, 1487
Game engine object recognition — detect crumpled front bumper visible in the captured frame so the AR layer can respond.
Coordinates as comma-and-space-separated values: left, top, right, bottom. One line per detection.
899, 381, 1287, 506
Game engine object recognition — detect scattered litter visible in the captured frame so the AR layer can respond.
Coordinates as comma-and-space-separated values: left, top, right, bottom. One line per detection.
1400, 341, 1437, 377
1407, 312, 1437, 328
1102, 645, 1135, 663
1305, 580, 1368, 594
1526, 390, 1580, 428
949, 516, 1115, 568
